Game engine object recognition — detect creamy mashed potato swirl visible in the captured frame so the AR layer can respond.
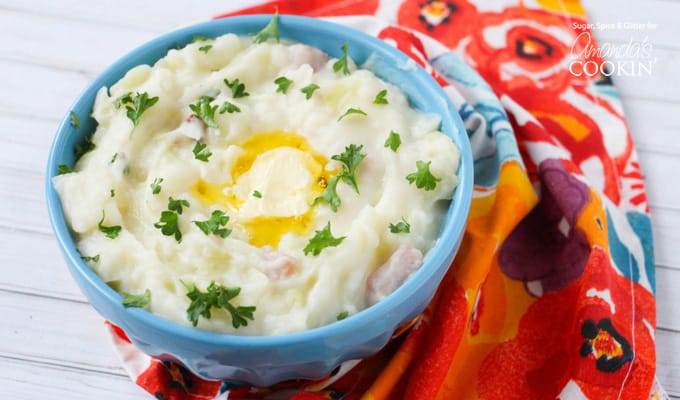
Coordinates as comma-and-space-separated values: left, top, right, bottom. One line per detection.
54, 33, 460, 335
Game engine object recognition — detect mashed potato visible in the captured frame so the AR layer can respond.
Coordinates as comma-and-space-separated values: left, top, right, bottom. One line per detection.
54, 33, 460, 335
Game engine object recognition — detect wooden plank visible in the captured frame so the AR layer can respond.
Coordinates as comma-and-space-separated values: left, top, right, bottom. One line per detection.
638, 151, 680, 212
650, 208, 680, 271
0, 168, 52, 234
0, 357, 148, 400
0, 228, 83, 301
0, 290, 124, 375
657, 328, 680, 398
623, 97, 680, 156
656, 266, 680, 331
583, 0, 680, 50
0, 9, 158, 73
0, 114, 57, 174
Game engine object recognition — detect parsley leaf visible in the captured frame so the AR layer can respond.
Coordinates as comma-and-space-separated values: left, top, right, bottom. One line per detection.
253, 12, 280, 44
114, 91, 159, 127
192, 142, 212, 162
57, 164, 73, 175
75, 135, 96, 158
389, 218, 411, 234
406, 160, 441, 191
373, 89, 389, 104
69, 111, 80, 127
111, 153, 118, 164
81, 254, 100, 263
384, 130, 401, 152
224, 78, 250, 98
110, 189, 115, 198
198, 44, 213, 54
219, 101, 241, 114
313, 175, 342, 212
189, 96, 219, 129
337, 311, 349, 321
150, 177, 163, 195
192, 35, 212, 42
98, 211, 122, 239
154, 198, 190, 243
274, 76, 293, 94
183, 281, 256, 328
333, 43, 351, 75
300, 83, 320, 99
168, 197, 190, 215
193, 210, 232, 238
338, 107, 367, 121
304, 222, 346, 256
252, 190, 262, 198
332, 144, 366, 193
155, 211, 182, 242
121, 289, 151, 308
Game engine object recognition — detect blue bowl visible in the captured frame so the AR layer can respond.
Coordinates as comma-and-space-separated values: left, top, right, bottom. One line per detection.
46, 15, 473, 386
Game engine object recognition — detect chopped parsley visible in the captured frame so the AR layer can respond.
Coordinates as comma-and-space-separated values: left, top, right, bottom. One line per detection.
110, 189, 115, 198
57, 164, 73, 175
168, 197, 190, 215
303, 222, 346, 256
98, 211, 121, 239
121, 289, 151, 308
111, 152, 118, 164
69, 111, 80, 128
75, 135, 96, 158
332, 144, 366, 193
198, 44, 213, 54
219, 101, 241, 114
252, 190, 262, 198
338, 107, 367, 121
192, 142, 212, 162
183, 281, 256, 328
300, 83, 320, 99
114, 91, 159, 127
274, 76, 293, 94
189, 96, 219, 129
253, 12, 280, 44
389, 219, 411, 234
150, 177, 163, 195
154, 197, 190, 243
384, 130, 401, 152
333, 43, 351, 75
336, 311, 349, 321
406, 160, 441, 191
192, 35, 212, 42
193, 210, 232, 238
313, 175, 342, 212
81, 254, 100, 263
373, 89, 389, 105
224, 78, 250, 98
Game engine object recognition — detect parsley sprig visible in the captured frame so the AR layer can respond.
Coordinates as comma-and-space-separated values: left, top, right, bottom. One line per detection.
253, 12, 280, 44
389, 218, 411, 234
303, 222, 346, 256
219, 101, 241, 114
154, 197, 190, 243
183, 281, 256, 328
333, 43, 351, 75
189, 96, 219, 129
150, 177, 163, 195
98, 211, 122, 239
193, 210, 232, 238
301, 83, 320, 99
115, 92, 159, 127
122, 289, 151, 308
338, 107, 367, 121
373, 89, 388, 104
274, 76, 293, 94
332, 144, 366, 193
313, 175, 342, 212
406, 160, 441, 191
192, 142, 212, 162
224, 78, 250, 98
384, 131, 401, 152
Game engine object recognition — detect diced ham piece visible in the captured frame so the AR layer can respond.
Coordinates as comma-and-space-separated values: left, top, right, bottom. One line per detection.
289, 44, 329, 72
258, 248, 298, 280
367, 244, 424, 305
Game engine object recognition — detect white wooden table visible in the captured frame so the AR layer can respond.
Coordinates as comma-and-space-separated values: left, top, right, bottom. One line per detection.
1, 1, 678, 398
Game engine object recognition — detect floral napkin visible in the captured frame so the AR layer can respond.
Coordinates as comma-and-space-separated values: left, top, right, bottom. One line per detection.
110, 1, 667, 398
